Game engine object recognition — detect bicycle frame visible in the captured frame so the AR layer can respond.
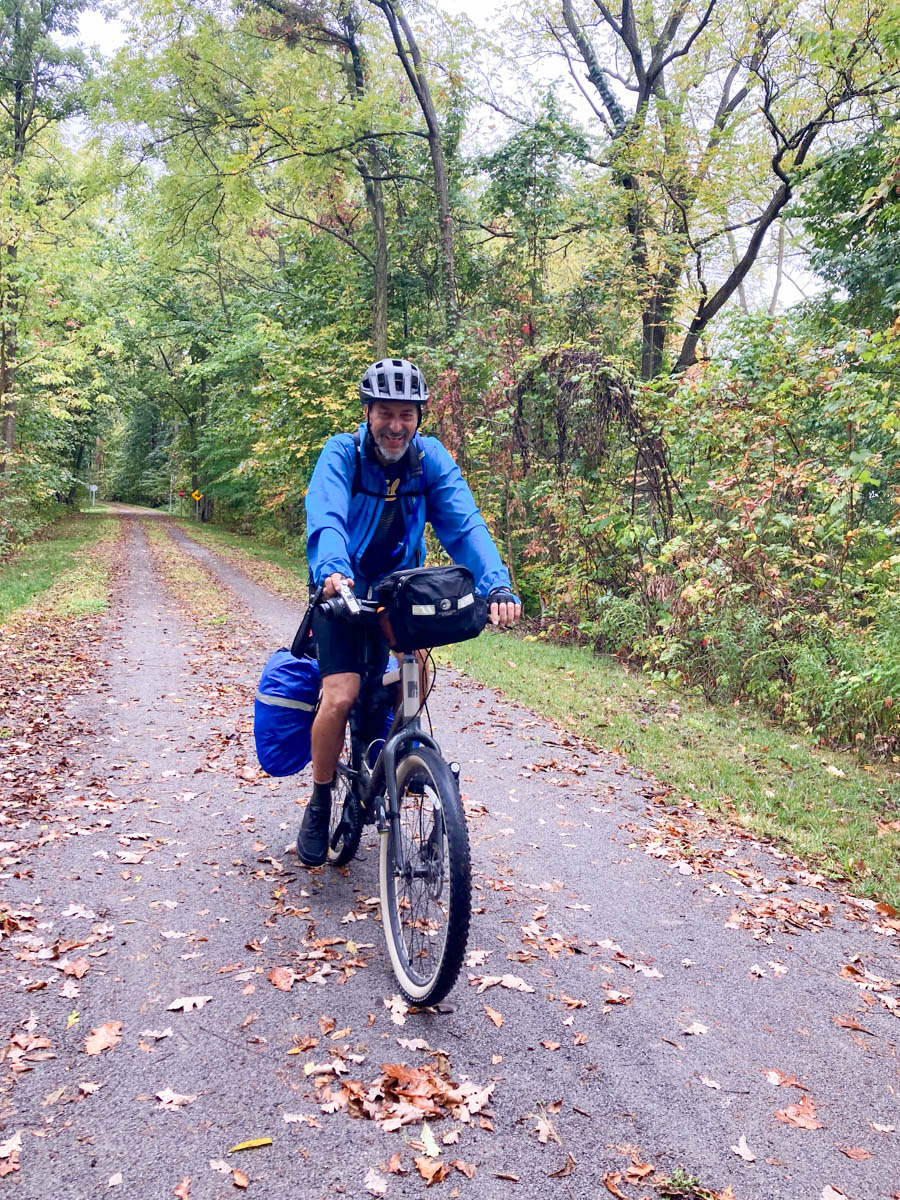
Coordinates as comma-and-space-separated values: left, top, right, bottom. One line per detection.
352, 652, 441, 832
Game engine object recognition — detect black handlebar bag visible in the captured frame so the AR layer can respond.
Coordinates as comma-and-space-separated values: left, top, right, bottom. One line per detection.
377, 566, 487, 651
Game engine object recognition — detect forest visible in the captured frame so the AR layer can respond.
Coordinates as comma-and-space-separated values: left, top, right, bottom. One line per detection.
2, 0, 899, 750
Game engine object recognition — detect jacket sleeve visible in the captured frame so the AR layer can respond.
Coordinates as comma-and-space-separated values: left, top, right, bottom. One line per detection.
423, 438, 516, 597
305, 434, 356, 585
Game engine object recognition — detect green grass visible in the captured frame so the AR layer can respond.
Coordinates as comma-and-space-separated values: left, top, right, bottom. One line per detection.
170, 517, 305, 575
0, 510, 117, 623
444, 632, 900, 906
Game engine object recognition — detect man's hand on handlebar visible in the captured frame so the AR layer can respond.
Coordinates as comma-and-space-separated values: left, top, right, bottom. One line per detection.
489, 590, 521, 629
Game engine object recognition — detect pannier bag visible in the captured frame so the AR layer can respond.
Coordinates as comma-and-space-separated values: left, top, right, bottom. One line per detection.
377, 566, 487, 652
254, 649, 320, 776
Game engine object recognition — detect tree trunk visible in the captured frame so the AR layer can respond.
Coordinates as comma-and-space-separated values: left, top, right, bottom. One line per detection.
366, 173, 389, 357
372, 0, 458, 335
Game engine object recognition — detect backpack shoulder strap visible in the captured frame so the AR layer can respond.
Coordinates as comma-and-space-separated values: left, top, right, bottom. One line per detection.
350, 429, 363, 497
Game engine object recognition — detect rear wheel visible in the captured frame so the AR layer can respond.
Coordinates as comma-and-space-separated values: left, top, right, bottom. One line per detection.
327, 738, 362, 867
379, 747, 471, 1005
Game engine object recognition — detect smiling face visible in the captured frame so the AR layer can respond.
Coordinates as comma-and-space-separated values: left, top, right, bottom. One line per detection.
366, 400, 420, 464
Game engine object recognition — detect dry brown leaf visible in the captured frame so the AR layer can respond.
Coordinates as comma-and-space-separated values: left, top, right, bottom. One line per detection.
173, 1179, 191, 1200
625, 1158, 654, 1182
839, 1145, 871, 1161
601, 983, 632, 1005
774, 1095, 823, 1130
84, 1022, 122, 1056
541, 1040, 561, 1051
267, 967, 294, 991
602, 1172, 628, 1198
532, 1114, 562, 1146
493, 1172, 519, 1181
762, 1068, 807, 1089
451, 1160, 476, 1179
63, 957, 91, 978
549, 1154, 576, 1179
232, 1169, 250, 1190
821, 1189, 851, 1200
484, 1006, 503, 1028
384, 1153, 407, 1174
683, 1021, 708, 1036
414, 1158, 449, 1186
832, 1013, 875, 1034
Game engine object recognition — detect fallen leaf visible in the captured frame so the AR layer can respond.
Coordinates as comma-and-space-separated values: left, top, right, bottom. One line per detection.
414, 1158, 449, 1186
365, 1167, 388, 1196
700, 1076, 720, 1089
85, 1022, 122, 1056
232, 1169, 250, 1189
108, 1173, 122, 1187
549, 1153, 576, 1178
173, 1179, 191, 1200
872, 1122, 895, 1132
484, 1006, 503, 1028
730, 1134, 755, 1161
532, 1114, 562, 1145
821, 1189, 850, 1200
493, 1172, 519, 1181
541, 1040, 561, 1051
384, 1153, 407, 1174
774, 1095, 823, 1130
839, 1145, 871, 1160
267, 967, 294, 991
167, 996, 212, 1013
229, 1138, 273, 1153
832, 1014, 875, 1034
603, 1172, 629, 1198
419, 1122, 441, 1159
156, 1088, 197, 1110
683, 1021, 708, 1036
625, 1158, 654, 1182
451, 1159, 476, 1179
139, 1028, 173, 1041
63, 957, 91, 978
762, 1068, 806, 1089
209, 1160, 230, 1174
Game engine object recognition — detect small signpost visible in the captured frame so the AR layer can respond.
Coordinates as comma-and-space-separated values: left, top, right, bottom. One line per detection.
192, 489, 203, 519
88, 484, 98, 507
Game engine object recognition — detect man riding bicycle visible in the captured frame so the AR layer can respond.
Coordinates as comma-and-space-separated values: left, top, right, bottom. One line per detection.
297, 357, 521, 867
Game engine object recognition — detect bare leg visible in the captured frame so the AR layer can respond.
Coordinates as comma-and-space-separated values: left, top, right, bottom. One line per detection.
311, 672, 361, 783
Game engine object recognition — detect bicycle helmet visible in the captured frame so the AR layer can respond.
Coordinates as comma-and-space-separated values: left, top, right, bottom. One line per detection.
360, 358, 429, 406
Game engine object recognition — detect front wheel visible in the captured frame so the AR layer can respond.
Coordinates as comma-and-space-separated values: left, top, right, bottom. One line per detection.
379, 747, 471, 1005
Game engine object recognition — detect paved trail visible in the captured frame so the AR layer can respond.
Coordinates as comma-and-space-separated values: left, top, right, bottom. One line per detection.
1, 512, 898, 1200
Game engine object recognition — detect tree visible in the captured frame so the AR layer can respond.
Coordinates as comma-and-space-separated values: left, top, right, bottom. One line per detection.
0, 0, 90, 459
544, 0, 900, 376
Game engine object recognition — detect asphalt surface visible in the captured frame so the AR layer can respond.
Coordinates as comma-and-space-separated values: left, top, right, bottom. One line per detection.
1, 511, 898, 1200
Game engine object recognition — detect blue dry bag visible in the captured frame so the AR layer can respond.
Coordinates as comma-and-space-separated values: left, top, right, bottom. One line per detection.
253, 648, 321, 777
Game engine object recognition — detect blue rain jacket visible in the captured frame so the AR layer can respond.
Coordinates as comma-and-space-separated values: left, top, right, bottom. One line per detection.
306, 423, 514, 597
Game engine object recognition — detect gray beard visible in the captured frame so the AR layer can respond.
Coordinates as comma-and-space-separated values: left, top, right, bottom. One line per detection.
372, 433, 411, 465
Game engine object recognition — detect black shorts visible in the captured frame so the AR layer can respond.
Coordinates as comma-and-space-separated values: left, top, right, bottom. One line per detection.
311, 608, 390, 680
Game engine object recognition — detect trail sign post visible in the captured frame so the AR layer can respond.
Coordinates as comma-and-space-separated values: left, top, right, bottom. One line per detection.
88, 484, 98, 507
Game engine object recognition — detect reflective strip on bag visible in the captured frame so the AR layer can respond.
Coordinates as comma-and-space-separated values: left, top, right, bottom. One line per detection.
255, 691, 316, 711
411, 603, 436, 616
457, 592, 475, 608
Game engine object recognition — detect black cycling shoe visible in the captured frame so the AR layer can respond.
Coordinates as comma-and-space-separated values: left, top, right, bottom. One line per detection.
296, 784, 332, 867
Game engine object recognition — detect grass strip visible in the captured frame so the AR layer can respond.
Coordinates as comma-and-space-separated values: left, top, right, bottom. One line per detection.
0, 511, 121, 626
168, 518, 305, 604
443, 633, 900, 906
143, 520, 243, 628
